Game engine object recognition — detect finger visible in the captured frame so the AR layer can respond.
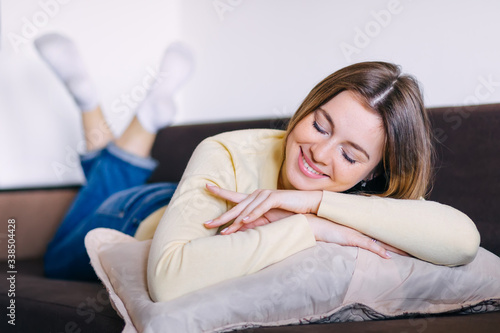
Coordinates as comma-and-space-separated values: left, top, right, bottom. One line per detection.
204, 196, 254, 228
359, 237, 392, 259
213, 191, 269, 232
205, 184, 247, 203
221, 190, 268, 233
231, 217, 270, 233
204, 185, 252, 228
233, 190, 272, 226
242, 197, 277, 225
376, 240, 410, 257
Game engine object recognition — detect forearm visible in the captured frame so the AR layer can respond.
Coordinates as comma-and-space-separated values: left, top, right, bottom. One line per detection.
317, 191, 480, 266
148, 214, 315, 302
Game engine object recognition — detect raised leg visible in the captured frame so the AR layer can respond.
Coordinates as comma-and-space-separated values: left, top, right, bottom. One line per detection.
34, 33, 114, 151
81, 106, 114, 151
115, 42, 194, 157
37, 37, 194, 280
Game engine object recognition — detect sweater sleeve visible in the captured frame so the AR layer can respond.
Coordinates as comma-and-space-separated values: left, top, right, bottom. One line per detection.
317, 191, 480, 266
147, 137, 316, 302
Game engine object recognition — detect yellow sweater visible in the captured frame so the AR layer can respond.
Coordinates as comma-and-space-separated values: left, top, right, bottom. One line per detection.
146, 129, 480, 302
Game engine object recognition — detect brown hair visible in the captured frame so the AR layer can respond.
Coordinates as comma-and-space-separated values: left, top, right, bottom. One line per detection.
284, 62, 433, 199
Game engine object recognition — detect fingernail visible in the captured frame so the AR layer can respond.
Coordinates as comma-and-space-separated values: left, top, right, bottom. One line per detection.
385, 251, 392, 259
204, 220, 213, 225
242, 216, 249, 221
221, 227, 228, 234
206, 184, 215, 189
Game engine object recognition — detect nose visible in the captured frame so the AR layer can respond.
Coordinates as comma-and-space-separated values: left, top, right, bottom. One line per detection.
310, 138, 334, 166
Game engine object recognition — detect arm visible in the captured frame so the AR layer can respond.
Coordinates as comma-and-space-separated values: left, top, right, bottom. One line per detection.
205, 187, 406, 258
204, 187, 479, 266
147, 138, 316, 302
317, 191, 480, 266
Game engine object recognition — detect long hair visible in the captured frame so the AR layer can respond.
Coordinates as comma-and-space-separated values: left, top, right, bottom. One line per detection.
284, 62, 433, 199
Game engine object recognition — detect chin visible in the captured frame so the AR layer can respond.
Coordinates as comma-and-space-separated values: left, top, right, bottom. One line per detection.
290, 177, 351, 193
289, 178, 325, 191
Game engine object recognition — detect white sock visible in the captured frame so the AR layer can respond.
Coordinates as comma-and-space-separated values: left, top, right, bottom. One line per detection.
34, 33, 99, 112
136, 42, 194, 133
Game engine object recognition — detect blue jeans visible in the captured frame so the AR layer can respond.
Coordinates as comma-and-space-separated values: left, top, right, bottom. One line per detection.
44, 143, 177, 281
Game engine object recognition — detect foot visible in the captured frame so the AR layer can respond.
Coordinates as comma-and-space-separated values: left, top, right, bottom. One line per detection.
136, 42, 194, 133
34, 33, 99, 112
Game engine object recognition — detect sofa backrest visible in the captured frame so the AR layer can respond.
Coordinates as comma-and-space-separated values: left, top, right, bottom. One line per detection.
427, 103, 500, 256
151, 104, 500, 256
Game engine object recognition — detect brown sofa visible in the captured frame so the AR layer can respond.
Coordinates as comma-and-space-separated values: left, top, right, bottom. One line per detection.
1, 103, 499, 332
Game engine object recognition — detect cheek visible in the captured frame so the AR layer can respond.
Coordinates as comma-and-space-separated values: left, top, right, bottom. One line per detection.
289, 118, 315, 142
332, 160, 368, 185
285, 131, 302, 160
332, 162, 354, 183
283, 140, 296, 176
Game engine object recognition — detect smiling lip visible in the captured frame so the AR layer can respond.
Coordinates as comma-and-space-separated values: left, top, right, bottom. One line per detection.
298, 148, 328, 179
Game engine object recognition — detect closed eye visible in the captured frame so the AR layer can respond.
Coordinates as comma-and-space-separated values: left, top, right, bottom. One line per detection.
313, 121, 328, 135
341, 148, 356, 164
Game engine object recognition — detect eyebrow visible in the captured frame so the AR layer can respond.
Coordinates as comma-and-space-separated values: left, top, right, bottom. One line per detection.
317, 108, 371, 160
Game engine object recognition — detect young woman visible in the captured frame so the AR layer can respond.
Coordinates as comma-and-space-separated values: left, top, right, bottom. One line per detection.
146, 62, 480, 302
35, 34, 479, 299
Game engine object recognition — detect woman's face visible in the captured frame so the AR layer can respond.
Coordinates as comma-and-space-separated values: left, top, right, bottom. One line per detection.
281, 90, 385, 192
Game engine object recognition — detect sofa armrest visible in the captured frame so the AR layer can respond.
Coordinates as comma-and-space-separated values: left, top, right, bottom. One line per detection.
0, 187, 79, 261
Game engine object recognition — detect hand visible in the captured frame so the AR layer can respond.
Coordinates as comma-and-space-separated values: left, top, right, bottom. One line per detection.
306, 214, 409, 259
204, 185, 322, 234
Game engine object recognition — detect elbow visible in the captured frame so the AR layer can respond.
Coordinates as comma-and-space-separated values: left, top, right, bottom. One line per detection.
147, 243, 195, 303
148, 279, 161, 302
455, 228, 480, 266
447, 216, 481, 266
147, 247, 179, 303
148, 274, 173, 303
147, 257, 165, 302
147, 258, 180, 303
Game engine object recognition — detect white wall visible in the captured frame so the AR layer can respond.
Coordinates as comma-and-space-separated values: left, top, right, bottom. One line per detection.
1, 0, 500, 189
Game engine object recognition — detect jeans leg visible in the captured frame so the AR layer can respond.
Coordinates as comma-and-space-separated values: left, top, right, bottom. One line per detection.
80, 148, 103, 179
49, 143, 158, 244
44, 182, 178, 280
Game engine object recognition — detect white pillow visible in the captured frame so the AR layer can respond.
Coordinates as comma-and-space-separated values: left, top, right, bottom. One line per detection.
85, 228, 500, 333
